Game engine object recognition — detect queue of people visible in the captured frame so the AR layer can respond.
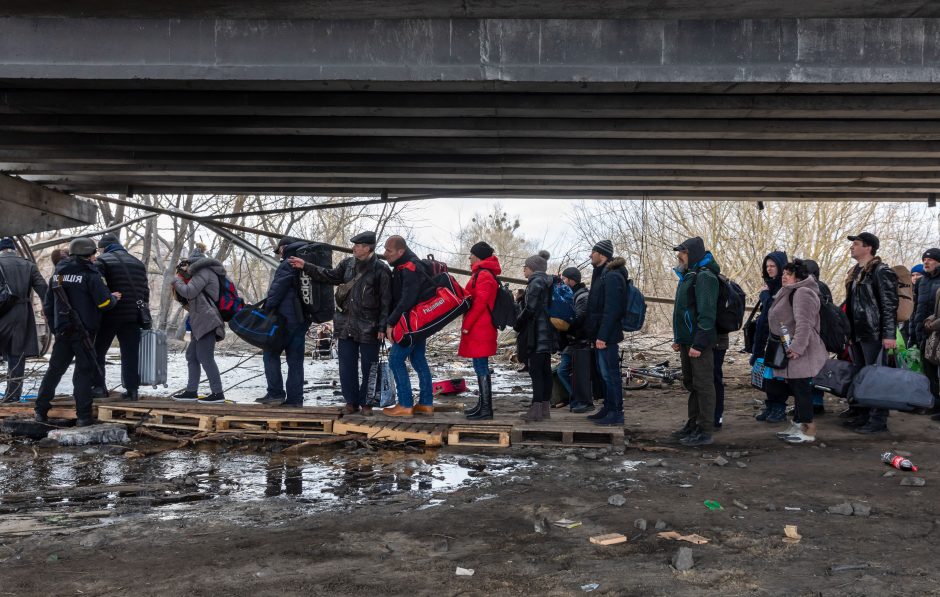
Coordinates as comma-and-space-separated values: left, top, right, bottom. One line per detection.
2, 227, 939, 443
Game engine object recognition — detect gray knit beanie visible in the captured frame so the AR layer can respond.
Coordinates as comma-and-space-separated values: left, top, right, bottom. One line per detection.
592, 239, 614, 259
524, 250, 550, 273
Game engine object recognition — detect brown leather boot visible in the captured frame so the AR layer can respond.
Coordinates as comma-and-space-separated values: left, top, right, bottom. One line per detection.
520, 402, 543, 422
383, 404, 414, 417
343, 404, 360, 415
413, 404, 434, 416
360, 406, 373, 417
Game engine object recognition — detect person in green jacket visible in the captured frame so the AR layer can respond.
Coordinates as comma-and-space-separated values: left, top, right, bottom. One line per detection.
670, 236, 720, 447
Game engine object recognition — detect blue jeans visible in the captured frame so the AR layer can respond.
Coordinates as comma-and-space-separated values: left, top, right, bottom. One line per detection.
471, 357, 490, 377
596, 345, 622, 413
388, 337, 433, 408
263, 324, 309, 404
557, 352, 573, 395
337, 338, 380, 408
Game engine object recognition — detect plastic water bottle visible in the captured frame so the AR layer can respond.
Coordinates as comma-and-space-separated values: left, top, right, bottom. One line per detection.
882, 452, 918, 472
779, 323, 792, 349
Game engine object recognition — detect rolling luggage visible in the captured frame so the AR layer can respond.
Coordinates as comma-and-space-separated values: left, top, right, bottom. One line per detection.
139, 328, 168, 388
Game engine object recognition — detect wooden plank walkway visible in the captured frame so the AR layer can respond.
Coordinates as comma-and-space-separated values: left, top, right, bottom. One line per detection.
1, 396, 624, 450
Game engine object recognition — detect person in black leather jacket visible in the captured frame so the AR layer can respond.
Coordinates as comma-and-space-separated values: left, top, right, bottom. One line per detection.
842, 232, 898, 433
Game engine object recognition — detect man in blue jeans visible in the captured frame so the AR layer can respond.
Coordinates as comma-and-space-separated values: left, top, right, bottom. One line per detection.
258, 237, 312, 407
556, 266, 593, 413
583, 240, 629, 426
381, 236, 434, 417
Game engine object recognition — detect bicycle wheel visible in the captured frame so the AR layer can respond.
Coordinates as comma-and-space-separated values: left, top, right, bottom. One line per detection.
623, 375, 649, 391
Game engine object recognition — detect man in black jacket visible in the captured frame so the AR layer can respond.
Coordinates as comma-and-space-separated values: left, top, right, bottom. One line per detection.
381, 236, 434, 417
288, 231, 391, 415
911, 248, 940, 416
93, 233, 150, 401
260, 237, 312, 407
584, 239, 629, 427
843, 232, 899, 433
0, 237, 48, 403
36, 238, 121, 426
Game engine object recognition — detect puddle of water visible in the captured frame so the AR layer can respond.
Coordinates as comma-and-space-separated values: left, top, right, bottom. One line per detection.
0, 446, 533, 517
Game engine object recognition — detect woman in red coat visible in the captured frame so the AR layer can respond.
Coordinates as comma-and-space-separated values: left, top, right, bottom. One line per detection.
460, 242, 501, 420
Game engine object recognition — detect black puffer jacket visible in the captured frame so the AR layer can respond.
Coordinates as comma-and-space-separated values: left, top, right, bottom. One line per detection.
386, 249, 431, 327
843, 257, 899, 342
515, 271, 556, 355
303, 253, 391, 344
911, 268, 940, 346
96, 244, 149, 325
43, 256, 117, 335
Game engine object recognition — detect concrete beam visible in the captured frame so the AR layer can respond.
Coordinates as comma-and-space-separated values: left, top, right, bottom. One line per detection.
2, 0, 939, 19
3, 18, 940, 89
0, 174, 97, 235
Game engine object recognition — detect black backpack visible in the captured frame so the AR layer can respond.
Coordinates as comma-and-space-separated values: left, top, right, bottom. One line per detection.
689, 272, 747, 334
294, 242, 335, 324
473, 269, 517, 331
789, 291, 849, 354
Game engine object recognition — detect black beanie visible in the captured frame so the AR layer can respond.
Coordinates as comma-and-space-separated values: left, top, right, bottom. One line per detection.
98, 233, 119, 249
561, 266, 582, 284
592, 239, 614, 259
470, 241, 495, 260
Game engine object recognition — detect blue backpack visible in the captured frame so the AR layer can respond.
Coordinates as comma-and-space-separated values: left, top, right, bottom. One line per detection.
622, 279, 647, 332
547, 277, 576, 331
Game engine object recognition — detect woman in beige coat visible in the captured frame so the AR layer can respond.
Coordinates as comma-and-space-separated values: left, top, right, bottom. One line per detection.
767, 259, 827, 443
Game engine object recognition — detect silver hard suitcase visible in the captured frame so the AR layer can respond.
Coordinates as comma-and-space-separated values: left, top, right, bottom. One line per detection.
139, 329, 168, 388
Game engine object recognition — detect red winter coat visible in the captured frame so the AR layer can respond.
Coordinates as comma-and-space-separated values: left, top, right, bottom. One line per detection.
458, 255, 502, 358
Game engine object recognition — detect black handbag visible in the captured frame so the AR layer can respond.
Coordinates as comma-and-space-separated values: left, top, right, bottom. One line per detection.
764, 334, 789, 369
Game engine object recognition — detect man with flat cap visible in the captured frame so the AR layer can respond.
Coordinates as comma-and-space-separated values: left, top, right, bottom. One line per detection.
289, 231, 391, 415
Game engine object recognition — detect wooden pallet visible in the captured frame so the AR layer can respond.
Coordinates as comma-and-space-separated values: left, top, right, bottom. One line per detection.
447, 425, 512, 448
510, 422, 624, 450
0, 405, 82, 420
333, 419, 446, 447
97, 405, 216, 432
215, 415, 335, 436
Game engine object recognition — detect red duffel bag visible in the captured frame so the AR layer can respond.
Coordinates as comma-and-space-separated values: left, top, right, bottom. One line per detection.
391, 273, 470, 347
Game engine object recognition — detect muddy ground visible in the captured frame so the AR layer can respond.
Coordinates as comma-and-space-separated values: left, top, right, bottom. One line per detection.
2, 351, 940, 597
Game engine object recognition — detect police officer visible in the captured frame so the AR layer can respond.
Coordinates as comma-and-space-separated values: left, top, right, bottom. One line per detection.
35, 238, 121, 426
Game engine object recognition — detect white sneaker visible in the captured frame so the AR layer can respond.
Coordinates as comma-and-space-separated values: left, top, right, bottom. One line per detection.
776, 421, 801, 438
785, 430, 816, 444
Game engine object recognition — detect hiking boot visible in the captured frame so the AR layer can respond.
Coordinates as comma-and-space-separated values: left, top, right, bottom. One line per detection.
570, 401, 594, 414
34, 410, 48, 424
383, 404, 414, 417
258, 394, 286, 405
199, 393, 225, 404
592, 411, 624, 426
765, 403, 787, 423
173, 390, 199, 402
279, 400, 304, 408
413, 404, 434, 416
360, 406, 373, 416
520, 402, 543, 423
587, 407, 609, 421
679, 431, 714, 447
75, 417, 97, 427
670, 419, 696, 439
122, 389, 139, 402
343, 404, 360, 415
91, 386, 109, 399
754, 401, 772, 421
854, 421, 888, 434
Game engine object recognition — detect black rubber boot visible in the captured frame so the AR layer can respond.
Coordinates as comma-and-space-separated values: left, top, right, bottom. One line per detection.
464, 375, 486, 417
467, 375, 493, 420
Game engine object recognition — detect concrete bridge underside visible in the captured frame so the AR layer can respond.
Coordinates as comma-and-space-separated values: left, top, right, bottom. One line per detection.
2, 16, 940, 207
